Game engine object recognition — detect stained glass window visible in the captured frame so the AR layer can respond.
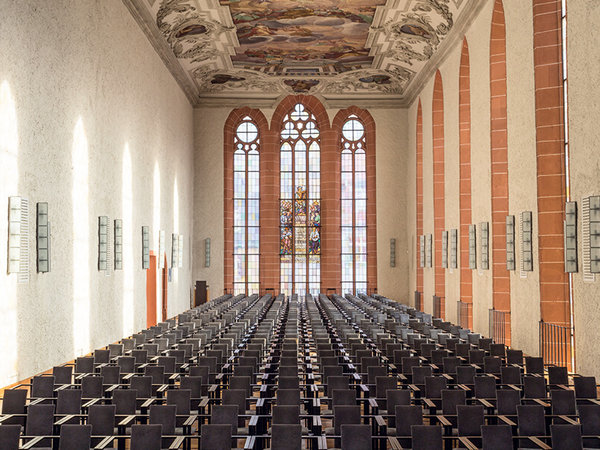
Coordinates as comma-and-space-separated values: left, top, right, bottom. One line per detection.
341, 116, 367, 295
233, 117, 260, 295
280, 104, 320, 295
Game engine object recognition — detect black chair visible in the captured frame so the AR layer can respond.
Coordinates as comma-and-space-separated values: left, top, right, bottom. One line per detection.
548, 366, 569, 385
271, 424, 302, 450
474, 376, 496, 400
579, 404, 600, 448
1, 389, 27, 425
324, 405, 361, 436
200, 424, 232, 450
341, 424, 372, 450
551, 389, 576, 419
496, 389, 520, 415
574, 376, 597, 401
56, 389, 82, 424
81, 376, 104, 399
394, 405, 423, 439
0, 424, 21, 450
523, 376, 547, 400
25, 404, 55, 447
411, 425, 442, 450
551, 424, 583, 450
456, 366, 476, 385
517, 405, 547, 439
88, 405, 116, 447
58, 424, 92, 450
386, 389, 411, 427
31, 375, 55, 399
525, 357, 544, 375
101, 366, 121, 385
457, 404, 484, 438
53, 366, 73, 385
481, 424, 513, 450
149, 405, 176, 446
130, 424, 162, 450
500, 366, 521, 385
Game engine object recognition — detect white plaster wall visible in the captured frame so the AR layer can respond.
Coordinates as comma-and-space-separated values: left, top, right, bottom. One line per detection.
0, 0, 194, 387
192, 105, 409, 302
567, 0, 600, 379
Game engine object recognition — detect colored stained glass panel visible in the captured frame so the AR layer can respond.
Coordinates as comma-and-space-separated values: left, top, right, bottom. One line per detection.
355, 227, 367, 254
355, 200, 366, 226
295, 227, 306, 254
248, 200, 259, 226
280, 200, 292, 225
234, 200, 245, 226
295, 200, 306, 224
308, 227, 320, 254
280, 227, 292, 254
308, 200, 320, 226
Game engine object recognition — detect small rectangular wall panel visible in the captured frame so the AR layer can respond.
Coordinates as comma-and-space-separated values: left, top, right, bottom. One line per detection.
589, 196, 600, 273
419, 235, 425, 268
142, 226, 150, 269
390, 238, 396, 268
159, 230, 165, 268
480, 222, 489, 270
450, 229, 458, 269
205, 238, 211, 268
178, 235, 184, 268
582, 197, 595, 281
506, 215, 515, 271
37, 202, 50, 273
171, 233, 178, 269
114, 219, 123, 270
441, 231, 448, 269
521, 211, 533, 272
8, 196, 22, 274
98, 216, 108, 271
469, 224, 477, 269
426, 234, 432, 268
564, 202, 578, 273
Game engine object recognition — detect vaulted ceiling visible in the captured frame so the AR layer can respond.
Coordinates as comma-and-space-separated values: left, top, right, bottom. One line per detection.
125, 0, 483, 105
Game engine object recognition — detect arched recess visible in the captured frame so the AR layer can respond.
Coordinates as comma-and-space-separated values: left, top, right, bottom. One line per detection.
459, 38, 473, 329
490, 0, 511, 345
432, 70, 446, 318
224, 107, 269, 293
532, 0, 571, 366
332, 106, 377, 294
416, 101, 424, 300
270, 95, 331, 294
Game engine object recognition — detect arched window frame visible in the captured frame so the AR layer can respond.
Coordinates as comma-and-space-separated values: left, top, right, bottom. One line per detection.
341, 115, 368, 295
279, 103, 321, 296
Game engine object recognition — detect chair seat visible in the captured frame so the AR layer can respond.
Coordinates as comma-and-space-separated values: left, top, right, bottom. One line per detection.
268, 426, 310, 434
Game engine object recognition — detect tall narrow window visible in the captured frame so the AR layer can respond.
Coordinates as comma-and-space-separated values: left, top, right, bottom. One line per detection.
341, 116, 367, 294
280, 104, 321, 295
233, 117, 260, 294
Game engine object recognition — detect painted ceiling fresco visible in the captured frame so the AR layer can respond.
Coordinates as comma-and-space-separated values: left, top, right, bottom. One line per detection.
219, 0, 386, 67
134, 0, 472, 100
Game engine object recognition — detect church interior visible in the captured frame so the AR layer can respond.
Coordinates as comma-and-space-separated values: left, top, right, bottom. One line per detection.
0, 0, 599, 448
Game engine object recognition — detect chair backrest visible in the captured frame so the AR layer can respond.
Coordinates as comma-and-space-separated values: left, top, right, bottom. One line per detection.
101, 366, 121, 385
222, 389, 247, 413
94, 349, 110, 364
424, 376, 447, 399
272, 424, 302, 450
189, 366, 209, 384
500, 366, 521, 385
456, 366, 476, 385
332, 389, 357, 406
117, 356, 136, 374
484, 357, 502, 374
229, 376, 252, 396
548, 366, 569, 385
112, 389, 137, 415
367, 366, 387, 385
333, 405, 361, 435
234, 365, 254, 378
578, 404, 600, 435
200, 424, 232, 450
57, 389, 82, 414
401, 357, 420, 375
53, 366, 73, 385
496, 389, 520, 415
81, 376, 104, 398
525, 356, 544, 375
130, 424, 162, 450
411, 425, 442, 450
517, 405, 546, 436
574, 376, 597, 399
506, 349, 523, 365
26, 404, 55, 437
474, 376, 496, 399
210, 404, 238, 438
1, 389, 27, 416
0, 424, 21, 450
489, 344, 506, 358
181, 376, 203, 398
481, 425, 513, 450
88, 404, 116, 436
32, 375, 55, 398
167, 389, 191, 415
341, 424, 372, 450
523, 376, 547, 399
149, 404, 176, 435
551, 389, 576, 415
278, 376, 300, 390
442, 357, 459, 374
457, 405, 484, 436
58, 424, 92, 450
145, 365, 165, 385
276, 389, 301, 406
411, 366, 432, 385
551, 424, 583, 450
327, 376, 350, 397
75, 357, 94, 374
130, 376, 153, 399
395, 405, 423, 436
375, 376, 398, 399
441, 389, 466, 415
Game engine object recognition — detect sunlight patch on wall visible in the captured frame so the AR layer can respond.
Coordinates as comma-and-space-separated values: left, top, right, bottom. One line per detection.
0, 81, 20, 386
153, 162, 161, 322
122, 144, 134, 337
72, 117, 90, 357
173, 177, 179, 284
